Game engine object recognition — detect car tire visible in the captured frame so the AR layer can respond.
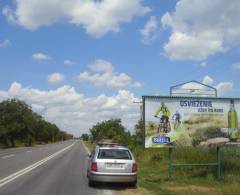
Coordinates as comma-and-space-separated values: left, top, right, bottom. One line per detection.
129, 180, 137, 188
88, 179, 95, 187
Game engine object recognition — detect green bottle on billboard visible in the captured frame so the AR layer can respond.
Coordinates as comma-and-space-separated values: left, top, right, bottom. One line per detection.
228, 99, 238, 141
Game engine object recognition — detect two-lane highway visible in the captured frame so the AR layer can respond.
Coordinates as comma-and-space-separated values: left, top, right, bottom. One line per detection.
0, 141, 118, 195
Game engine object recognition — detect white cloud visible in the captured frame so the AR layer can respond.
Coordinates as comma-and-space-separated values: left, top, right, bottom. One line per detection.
201, 76, 233, 96
88, 59, 113, 72
31, 104, 45, 113
64, 59, 74, 65
199, 62, 207, 68
32, 52, 51, 61
48, 73, 65, 84
0, 82, 140, 136
0, 91, 9, 102
0, 39, 11, 48
131, 82, 142, 88
215, 82, 233, 96
4, 0, 150, 38
232, 62, 240, 70
161, 0, 240, 60
2, 6, 17, 24
202, 75, 214, 85
140, 16, 159, 43
78, 59, 142, 89
163, 32, 225, 60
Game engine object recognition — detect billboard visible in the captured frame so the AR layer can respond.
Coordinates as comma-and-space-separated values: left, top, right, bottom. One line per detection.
143, 96, 240, 148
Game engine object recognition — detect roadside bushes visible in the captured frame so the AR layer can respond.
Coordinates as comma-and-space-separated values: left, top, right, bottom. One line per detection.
81, 133, 89, 141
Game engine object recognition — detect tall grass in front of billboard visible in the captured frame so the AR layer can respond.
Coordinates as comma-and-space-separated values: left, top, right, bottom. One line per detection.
133, 146, 240, 194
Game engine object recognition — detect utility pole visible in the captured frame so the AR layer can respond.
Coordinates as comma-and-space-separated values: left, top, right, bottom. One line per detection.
133, 101, 143, 120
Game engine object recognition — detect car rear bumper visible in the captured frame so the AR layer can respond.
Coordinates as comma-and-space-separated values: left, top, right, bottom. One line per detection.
89, 172, 137, 183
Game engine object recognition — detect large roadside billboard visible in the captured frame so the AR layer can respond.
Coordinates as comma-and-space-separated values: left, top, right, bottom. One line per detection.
143, 96, 240, 148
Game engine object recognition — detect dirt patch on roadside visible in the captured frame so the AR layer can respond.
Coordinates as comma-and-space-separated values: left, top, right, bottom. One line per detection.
163, 184, 220, 194
120, 184, 221, 195
120, 187, 151, 195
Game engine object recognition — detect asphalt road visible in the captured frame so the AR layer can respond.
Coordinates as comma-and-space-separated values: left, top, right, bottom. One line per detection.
0, 140, 119, 195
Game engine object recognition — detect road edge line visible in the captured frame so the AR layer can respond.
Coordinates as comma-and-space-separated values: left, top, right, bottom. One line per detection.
81, 140, 90, 155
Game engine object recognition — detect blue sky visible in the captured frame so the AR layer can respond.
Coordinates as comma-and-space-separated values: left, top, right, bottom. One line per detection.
0, 0, 240, 135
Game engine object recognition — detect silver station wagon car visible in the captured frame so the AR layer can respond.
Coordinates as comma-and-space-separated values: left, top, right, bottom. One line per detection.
87, 142, 137, 187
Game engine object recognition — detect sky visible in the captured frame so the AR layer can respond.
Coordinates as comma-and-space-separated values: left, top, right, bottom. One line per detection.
0, 0, 240, 136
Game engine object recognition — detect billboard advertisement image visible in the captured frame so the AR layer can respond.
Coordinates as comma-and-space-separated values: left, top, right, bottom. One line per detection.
143, 96, 240, 148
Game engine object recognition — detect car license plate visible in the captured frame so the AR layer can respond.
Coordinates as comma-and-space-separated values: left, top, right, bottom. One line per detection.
106, 163, 123, 168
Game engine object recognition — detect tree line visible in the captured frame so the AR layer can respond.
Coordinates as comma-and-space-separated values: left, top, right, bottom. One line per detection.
0, 99, 73, 148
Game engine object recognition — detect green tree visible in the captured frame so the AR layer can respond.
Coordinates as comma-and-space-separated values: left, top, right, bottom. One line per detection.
89, 119, 131, 145
0, 99, 34, 147
81, 133, 89, 141
0, 125, 9, 147
132, 119, 144, 146
0, 99, 73, 147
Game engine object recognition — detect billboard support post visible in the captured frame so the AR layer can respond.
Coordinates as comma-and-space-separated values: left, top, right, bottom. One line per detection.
168, 147, 173, 180
217, 146, 221, 179
167, 146, 221, 179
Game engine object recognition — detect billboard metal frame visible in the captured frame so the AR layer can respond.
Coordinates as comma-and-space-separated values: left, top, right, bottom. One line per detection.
142, 95, 240, 179
170, 80, 218, 97
167, 146, 221, 179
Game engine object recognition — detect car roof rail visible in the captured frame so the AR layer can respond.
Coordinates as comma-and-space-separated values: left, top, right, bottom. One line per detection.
97, 140, 128, 147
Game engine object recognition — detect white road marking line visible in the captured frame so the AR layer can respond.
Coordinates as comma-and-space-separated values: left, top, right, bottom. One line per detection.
26, 150, 32, 153
0, 142, 75, 188
1, 154, 15, 159
101, 190, 116, 195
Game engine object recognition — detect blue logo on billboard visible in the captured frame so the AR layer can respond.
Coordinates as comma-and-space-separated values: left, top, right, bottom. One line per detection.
152, 136, 170, 144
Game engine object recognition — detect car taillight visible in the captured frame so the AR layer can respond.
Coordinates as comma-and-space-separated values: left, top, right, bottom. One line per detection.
132, 163, 137, 173
91, 162, 98, 172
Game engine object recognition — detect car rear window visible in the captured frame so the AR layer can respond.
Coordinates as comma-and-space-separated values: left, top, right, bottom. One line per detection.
97, 149, 132, 160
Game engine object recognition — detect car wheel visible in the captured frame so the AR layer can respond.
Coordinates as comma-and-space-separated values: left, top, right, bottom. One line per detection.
129, 180, 137, 188
88, 179, 95, 187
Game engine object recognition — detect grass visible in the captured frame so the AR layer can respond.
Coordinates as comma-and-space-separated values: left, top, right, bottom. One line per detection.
134, 147, 240, 195
83, 140, 96, 152
83, 141, 240, 195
